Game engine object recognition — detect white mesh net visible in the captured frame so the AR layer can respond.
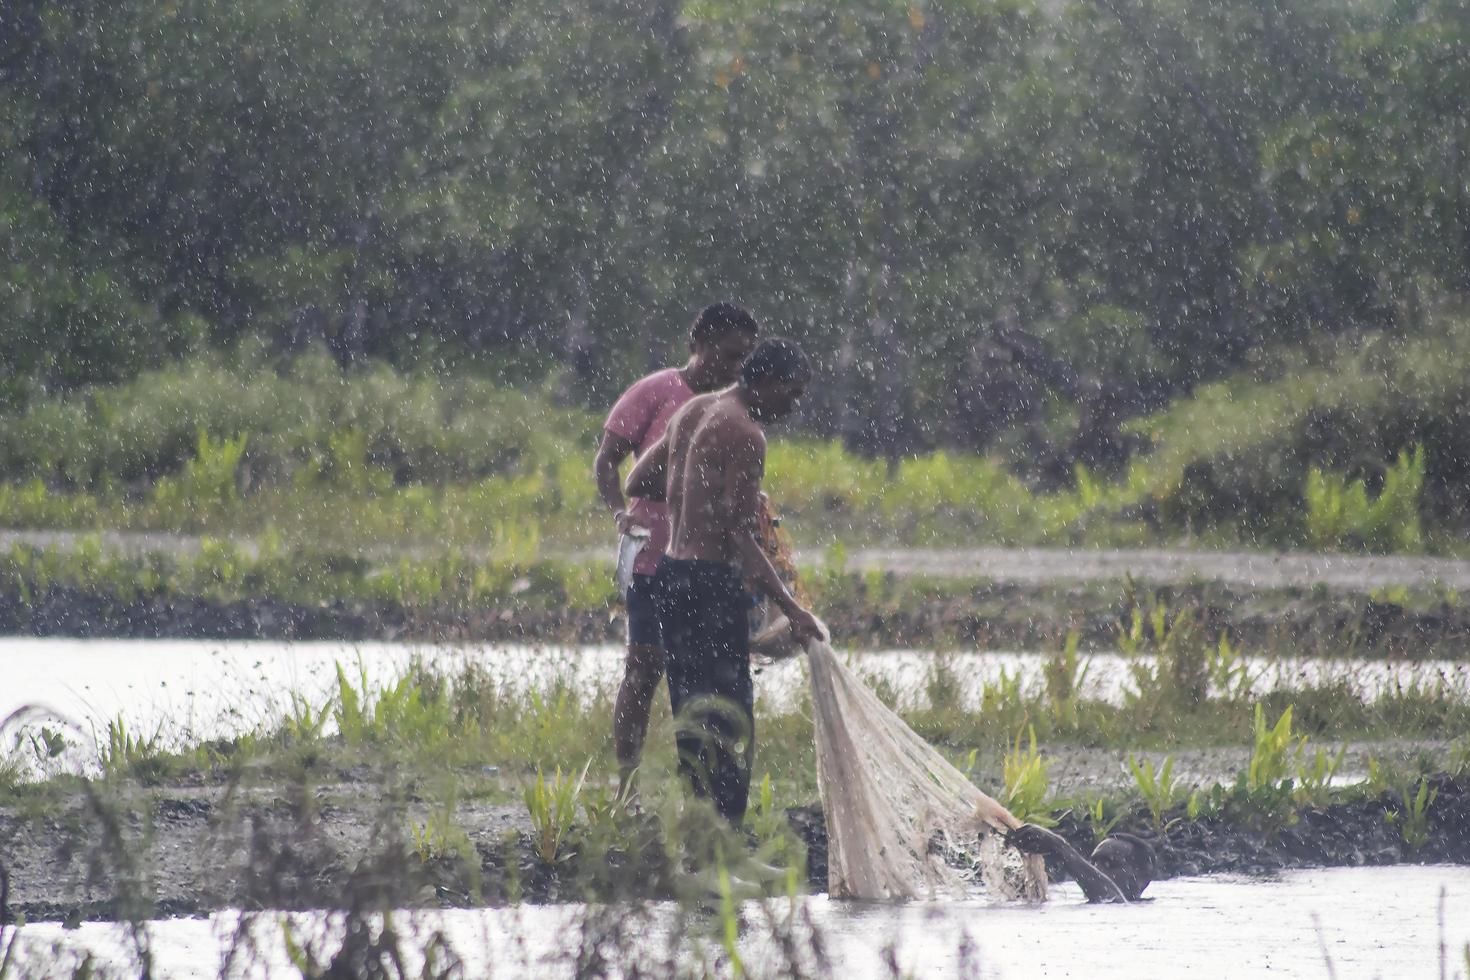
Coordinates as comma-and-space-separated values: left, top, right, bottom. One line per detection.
803, 638, 1049, 902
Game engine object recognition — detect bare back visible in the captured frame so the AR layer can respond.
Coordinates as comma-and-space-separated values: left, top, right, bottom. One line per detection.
663, 389, 766, 564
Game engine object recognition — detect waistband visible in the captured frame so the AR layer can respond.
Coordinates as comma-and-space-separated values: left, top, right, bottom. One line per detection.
657, 557, 741, 583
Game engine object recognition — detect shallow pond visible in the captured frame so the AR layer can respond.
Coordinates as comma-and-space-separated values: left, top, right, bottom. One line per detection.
7, 865, 1469, 978
3, 637, 1466, 754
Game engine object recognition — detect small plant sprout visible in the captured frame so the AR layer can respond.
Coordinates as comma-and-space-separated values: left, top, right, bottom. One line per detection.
1389, 779, 1439, 852
1003, 725, 1054, 826
1186, 788, 1205, 822
410, 805, 472, 866
1043, 629, 1091, 731
1248, 704, 1304, 793
1209, 633, 1255, 701
99, 715, 168, 784
1294, 743, 1348, 808
523, 761, 590, 864
283, 694, 332, 745
1087, 797, 1125, 847
1127, 754, 1187, 836
1447, 735, 1470, 780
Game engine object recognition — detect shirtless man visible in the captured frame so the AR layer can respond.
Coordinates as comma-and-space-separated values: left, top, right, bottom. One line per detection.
1006, 824, 1156, 902
593, 303, 758, 795
624, 338, 825, 825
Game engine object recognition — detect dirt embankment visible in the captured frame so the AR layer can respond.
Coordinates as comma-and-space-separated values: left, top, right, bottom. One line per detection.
4, 770, 1469, 924
3, 577, 1468, 656
5, 537, 1470, 653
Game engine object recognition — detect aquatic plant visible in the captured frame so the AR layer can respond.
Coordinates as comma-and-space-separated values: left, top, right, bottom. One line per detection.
1002, 726, 1054, 827
1119, 595, 1211, 716
1086, 797, 1126, 848
523, 763, 590, 864
1194, 704, 1311, 834
1369, 758, 1442, 853
98, 716, 169, 785
410, 799, 475, 870
1043, 629, 1091, 732
924, 655, 964, 713
1448, 735, 1470, 780
1248, 705, 1304, 793
1390, 779, 1439, 853
745, 775, 806, 879
1127, 754, 1187, 836
1294, 743, 1348, 809
281, 694, 333, 746
1209, 634, 1256, 701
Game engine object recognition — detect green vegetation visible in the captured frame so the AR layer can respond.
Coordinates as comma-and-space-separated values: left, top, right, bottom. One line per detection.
1126, 755, 1186, 837
523, 764, 590, 864
98, 717, 168, 785
4, 0, 1470, 476
0, 330, 1465, 555
1368, 755, 1444, 854
3, 650, 1462, 871
1306, 448, 1425, 553
1002, 726, 1054, 827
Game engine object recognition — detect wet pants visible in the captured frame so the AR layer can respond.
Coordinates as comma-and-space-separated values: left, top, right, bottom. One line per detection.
653, 557, 754, 825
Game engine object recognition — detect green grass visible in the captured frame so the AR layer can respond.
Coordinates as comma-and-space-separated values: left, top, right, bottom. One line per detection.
1, 325, 1467, 555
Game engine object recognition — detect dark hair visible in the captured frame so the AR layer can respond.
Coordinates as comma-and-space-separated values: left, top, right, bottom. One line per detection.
740, 337, 812, 388
691, 302, 759, 344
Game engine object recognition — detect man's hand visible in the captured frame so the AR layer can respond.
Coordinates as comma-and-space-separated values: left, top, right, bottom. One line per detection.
1005, 824, 1061, 855
614, 509, 638, 535
784, 605, 827, 645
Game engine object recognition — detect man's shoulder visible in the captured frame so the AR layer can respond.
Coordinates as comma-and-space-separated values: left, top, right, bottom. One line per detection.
606, 368, 691, 435
710, 397, 764, 447
626, 367, 687, 397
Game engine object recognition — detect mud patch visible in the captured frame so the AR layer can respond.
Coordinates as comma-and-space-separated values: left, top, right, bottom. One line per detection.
4, 774, 1467, 924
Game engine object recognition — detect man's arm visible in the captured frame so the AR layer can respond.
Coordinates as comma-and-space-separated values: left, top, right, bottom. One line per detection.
593, 430, 638, 533
1006, 825, 1128, 903
725, 428, 826, 644
624, 431, 671, 503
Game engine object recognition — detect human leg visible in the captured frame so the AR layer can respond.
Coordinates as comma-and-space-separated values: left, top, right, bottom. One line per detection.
658, 559, 754, 825
615, 574, 666, 795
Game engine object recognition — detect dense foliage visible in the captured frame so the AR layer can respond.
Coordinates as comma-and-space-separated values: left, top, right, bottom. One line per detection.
4, 0, 1468, 476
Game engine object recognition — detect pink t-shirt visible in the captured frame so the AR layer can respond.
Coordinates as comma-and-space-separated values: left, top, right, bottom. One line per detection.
604, 367, 695, 576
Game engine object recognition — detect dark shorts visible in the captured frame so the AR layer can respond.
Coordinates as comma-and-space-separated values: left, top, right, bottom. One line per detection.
653, 557, 754, 825
625, 572, 663, 648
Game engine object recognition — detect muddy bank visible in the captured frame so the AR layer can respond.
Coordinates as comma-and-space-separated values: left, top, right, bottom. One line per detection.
790, 774, 1470, 890
4, 773, 1468, 925
2, 578, 1469, 655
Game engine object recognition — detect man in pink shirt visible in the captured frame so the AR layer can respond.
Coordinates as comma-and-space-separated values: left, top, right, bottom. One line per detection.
593, 302, 758, 795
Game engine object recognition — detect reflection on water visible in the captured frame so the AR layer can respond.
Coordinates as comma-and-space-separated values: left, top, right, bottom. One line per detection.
2, 637, 1467, 753
9, 866, 1470, 978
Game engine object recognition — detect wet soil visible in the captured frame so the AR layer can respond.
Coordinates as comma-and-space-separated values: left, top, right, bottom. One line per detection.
3, 763, 1467, 925
5, 533, 1470, 654
3, 578, 1469, 657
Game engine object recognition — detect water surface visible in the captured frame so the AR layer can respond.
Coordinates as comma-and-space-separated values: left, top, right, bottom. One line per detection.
9, 866, 1468, 978
3, 637, 1465, 753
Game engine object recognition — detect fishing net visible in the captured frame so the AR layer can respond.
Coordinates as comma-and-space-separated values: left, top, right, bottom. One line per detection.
748, 500, 1048, 902
806, 638, 1048, 901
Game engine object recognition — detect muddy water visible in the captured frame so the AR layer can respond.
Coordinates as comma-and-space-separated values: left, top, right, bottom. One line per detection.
7, 866, 1468, 978
3, 637, 1466, 755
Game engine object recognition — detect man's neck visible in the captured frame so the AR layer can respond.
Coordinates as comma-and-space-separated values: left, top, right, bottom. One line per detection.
679, 357, 708, 392
732, 385, 763, 424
